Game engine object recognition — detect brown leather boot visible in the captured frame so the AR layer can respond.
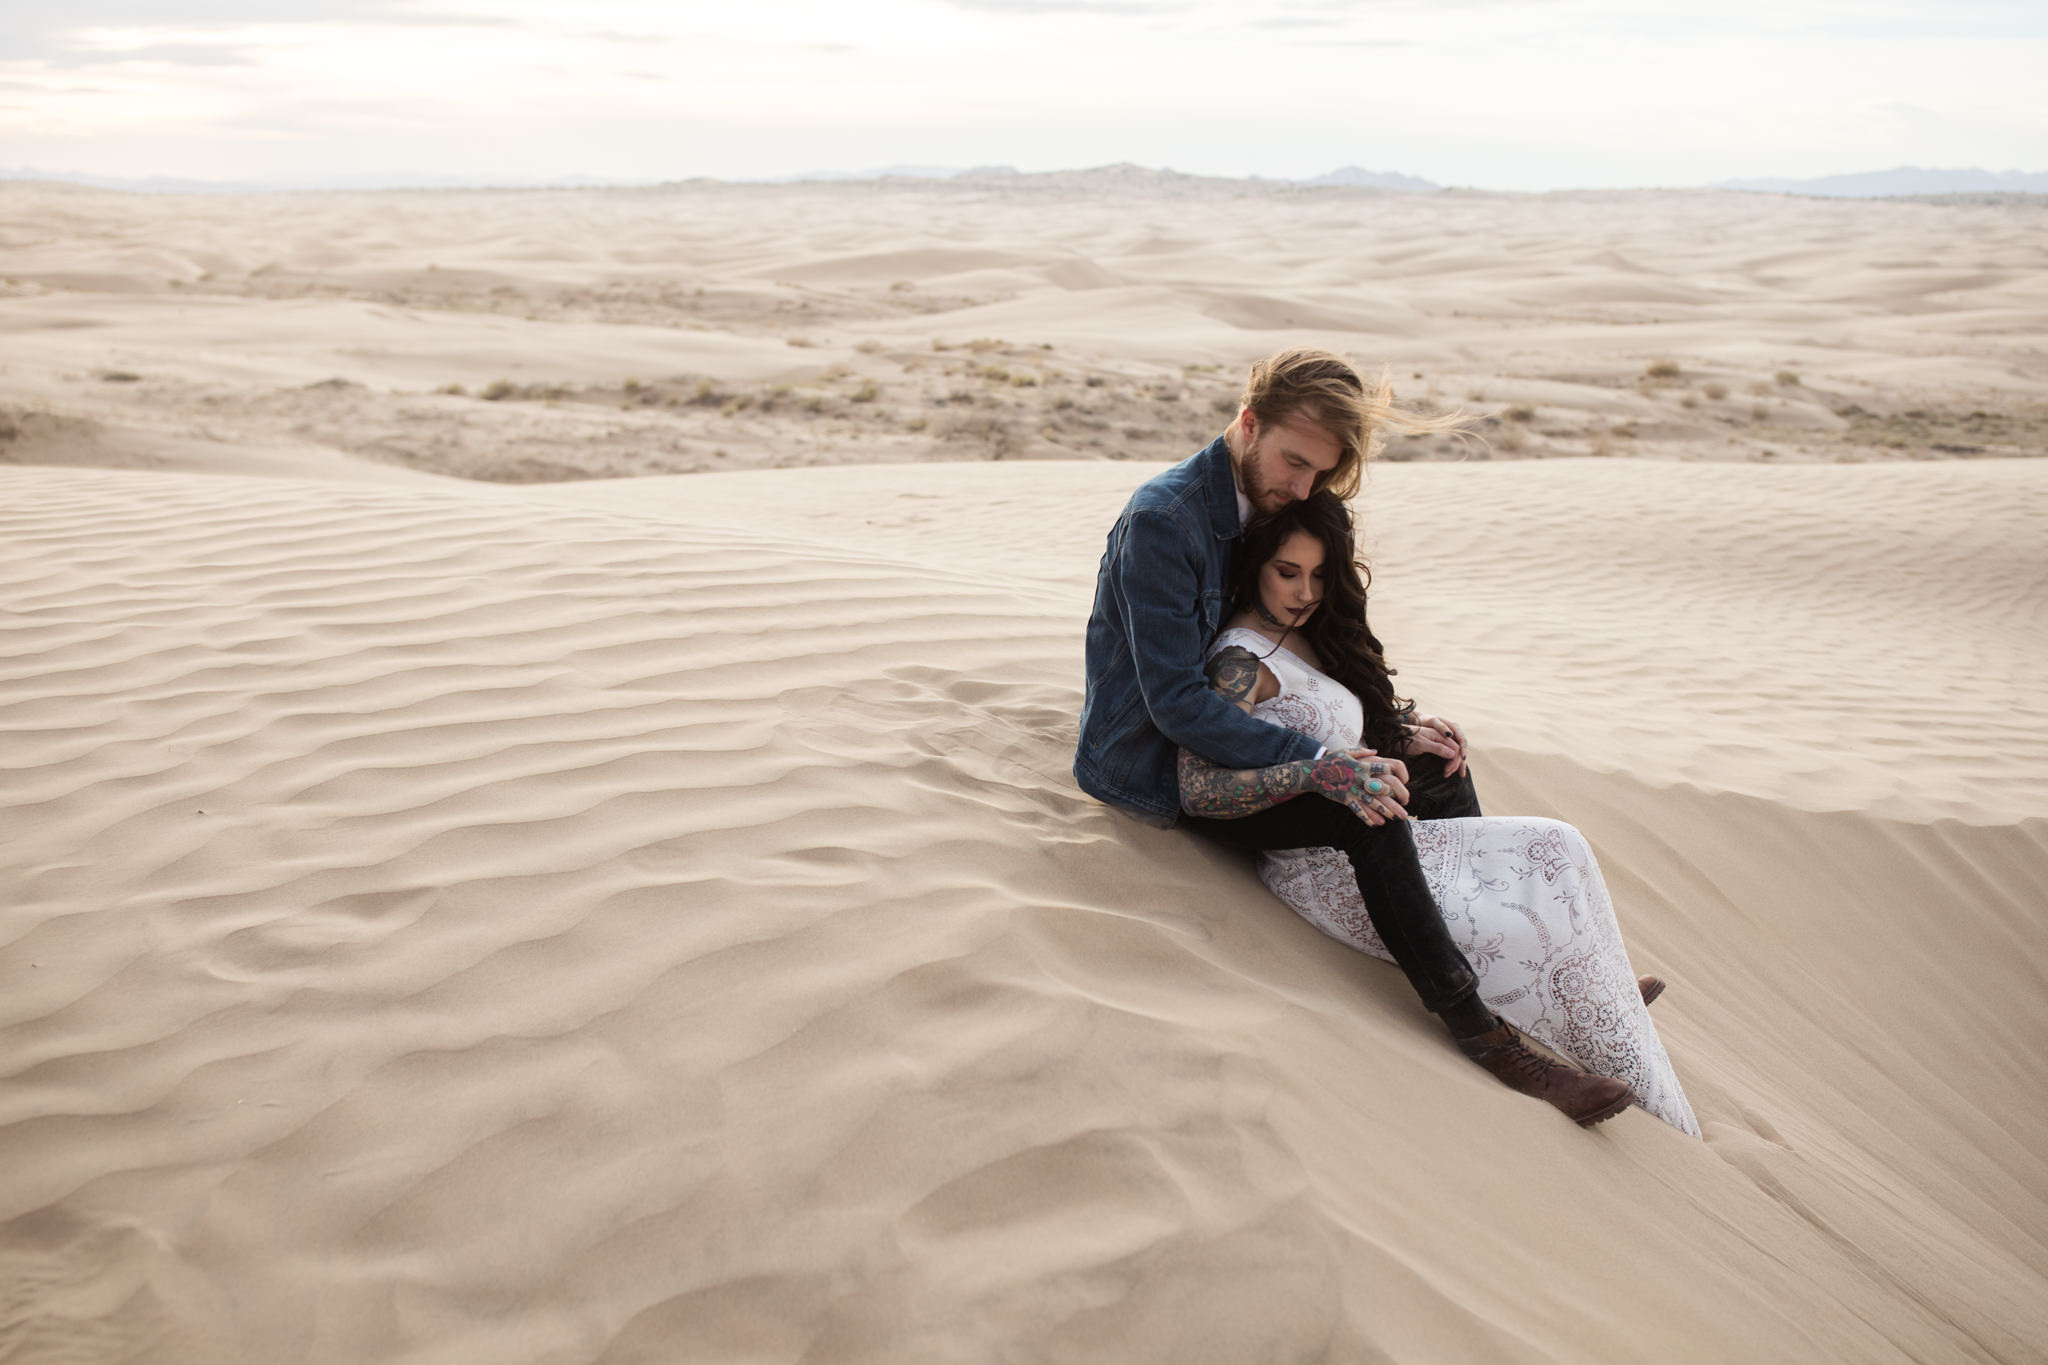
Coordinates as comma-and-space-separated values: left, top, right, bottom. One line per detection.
1457, 1023, 1635, 1127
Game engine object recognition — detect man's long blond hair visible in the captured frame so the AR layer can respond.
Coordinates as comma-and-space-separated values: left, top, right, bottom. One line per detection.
1238, 347, 1467, 499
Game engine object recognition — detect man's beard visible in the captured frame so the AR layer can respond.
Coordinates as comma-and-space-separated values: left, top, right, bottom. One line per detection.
1240, 440, 1284, 519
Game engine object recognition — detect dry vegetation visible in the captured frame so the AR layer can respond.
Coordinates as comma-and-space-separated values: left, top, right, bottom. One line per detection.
4, 180, 2043, 481
3, 341, 1264, 481
11, 344, 2045, 483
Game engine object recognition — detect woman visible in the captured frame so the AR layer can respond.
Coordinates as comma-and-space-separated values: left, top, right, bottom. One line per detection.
1181, 492, 1699, 1136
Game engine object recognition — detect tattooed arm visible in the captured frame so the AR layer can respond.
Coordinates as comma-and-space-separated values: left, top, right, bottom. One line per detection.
1178, 647, 1409, 824
1203, 645, 1265, 713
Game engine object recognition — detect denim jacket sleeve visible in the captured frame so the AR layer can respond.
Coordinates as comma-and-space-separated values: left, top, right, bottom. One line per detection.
1110, 509, 1323, 771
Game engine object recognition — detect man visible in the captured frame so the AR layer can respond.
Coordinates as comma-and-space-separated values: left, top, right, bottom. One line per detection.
1074, 347, 1632, 1127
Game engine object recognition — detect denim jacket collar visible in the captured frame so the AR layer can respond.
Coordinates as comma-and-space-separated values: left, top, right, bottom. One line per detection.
1200, 434, 1242, 544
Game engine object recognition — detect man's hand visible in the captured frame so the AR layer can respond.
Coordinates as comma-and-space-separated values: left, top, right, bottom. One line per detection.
1309, 749, 1411, 825
1403, 714, 1469, 777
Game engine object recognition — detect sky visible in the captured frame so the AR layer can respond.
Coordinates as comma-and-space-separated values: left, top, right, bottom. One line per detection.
2, 0, 2044, 191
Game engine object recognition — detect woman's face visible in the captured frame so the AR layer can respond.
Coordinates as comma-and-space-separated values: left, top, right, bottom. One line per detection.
1258, 529, 1326, 628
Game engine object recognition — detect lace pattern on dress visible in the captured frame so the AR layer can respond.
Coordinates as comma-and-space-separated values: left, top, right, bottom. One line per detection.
1212, 631, 1700, 1136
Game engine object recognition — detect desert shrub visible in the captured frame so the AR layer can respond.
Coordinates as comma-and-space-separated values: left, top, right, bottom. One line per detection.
481, 379, 517, 401
1010, 372, 1039, 388
966, 338, 1005, 353
623, 377, 643, 393
855, 339, 883, 354
906, 416, 927, 430
1506, 404, 1537, 423
435, 383, 467, 396
940, 410, 1018, 458
979, 365, 1010, 382
1679, 391, 1700, 408
1775, 370, 1800, 386
1645, 359, 1682, 380
1703, 382, 1728, 400
851, 379, 878, 402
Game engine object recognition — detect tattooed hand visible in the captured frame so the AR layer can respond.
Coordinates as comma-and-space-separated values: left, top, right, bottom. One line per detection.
1203, 645, 1262, 707
1177, 651, 1411, 824
1310, 752, 1411, 825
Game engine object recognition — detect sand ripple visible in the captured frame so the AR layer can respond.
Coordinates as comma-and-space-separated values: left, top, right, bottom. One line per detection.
2, 463, 2045, 1363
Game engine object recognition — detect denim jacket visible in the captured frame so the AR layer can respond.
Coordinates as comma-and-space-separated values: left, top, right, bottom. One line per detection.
1073, 435, 1322, 822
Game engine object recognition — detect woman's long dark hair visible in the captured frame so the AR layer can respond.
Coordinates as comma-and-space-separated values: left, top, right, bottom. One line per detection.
1231, 492, 1412, 756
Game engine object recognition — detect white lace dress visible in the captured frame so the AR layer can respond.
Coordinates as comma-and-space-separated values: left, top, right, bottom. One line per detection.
1208, 628, 1700, 1137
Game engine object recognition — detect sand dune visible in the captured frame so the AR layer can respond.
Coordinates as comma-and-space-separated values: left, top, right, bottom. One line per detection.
3, 457, 2044, 1362
5, 180, 2046, 482
3, 175, 2044, 1361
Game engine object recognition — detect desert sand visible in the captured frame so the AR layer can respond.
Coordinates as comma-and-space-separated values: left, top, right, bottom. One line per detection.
2, 177, 2046, 1363
4, 174, 2046, 479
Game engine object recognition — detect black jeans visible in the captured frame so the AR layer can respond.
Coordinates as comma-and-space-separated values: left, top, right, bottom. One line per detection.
1180, 751, 1485, 1013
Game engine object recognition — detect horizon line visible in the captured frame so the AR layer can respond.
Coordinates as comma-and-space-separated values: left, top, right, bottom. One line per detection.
4, 162, 2047, 199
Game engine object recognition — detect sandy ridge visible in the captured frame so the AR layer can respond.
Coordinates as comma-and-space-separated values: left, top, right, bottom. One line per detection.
6, 182, 2046, 481
2, 462, 2045, 1362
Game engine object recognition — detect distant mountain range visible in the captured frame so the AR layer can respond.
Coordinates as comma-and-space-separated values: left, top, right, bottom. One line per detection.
0, 168, 632, 194
4, 163, 2042, 197
0, 163, 1443, 195
1297, 166, 1439, 191
1715, 167, 2048, 197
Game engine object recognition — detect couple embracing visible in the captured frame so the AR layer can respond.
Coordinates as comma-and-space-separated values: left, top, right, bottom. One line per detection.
1075, 348, 1698, 1135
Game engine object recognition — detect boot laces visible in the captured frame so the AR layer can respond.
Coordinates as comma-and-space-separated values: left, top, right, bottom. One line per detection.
1502, 1038, 1551, 1083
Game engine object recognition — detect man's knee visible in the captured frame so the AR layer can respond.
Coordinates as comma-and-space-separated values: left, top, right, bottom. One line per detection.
1290, 791, 1369, 840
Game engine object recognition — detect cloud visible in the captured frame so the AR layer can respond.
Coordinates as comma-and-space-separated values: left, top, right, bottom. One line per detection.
96, 41, 257, 65
0, 2, 516, 62
27, 39, 264, 69
938, 1, 1187, 14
